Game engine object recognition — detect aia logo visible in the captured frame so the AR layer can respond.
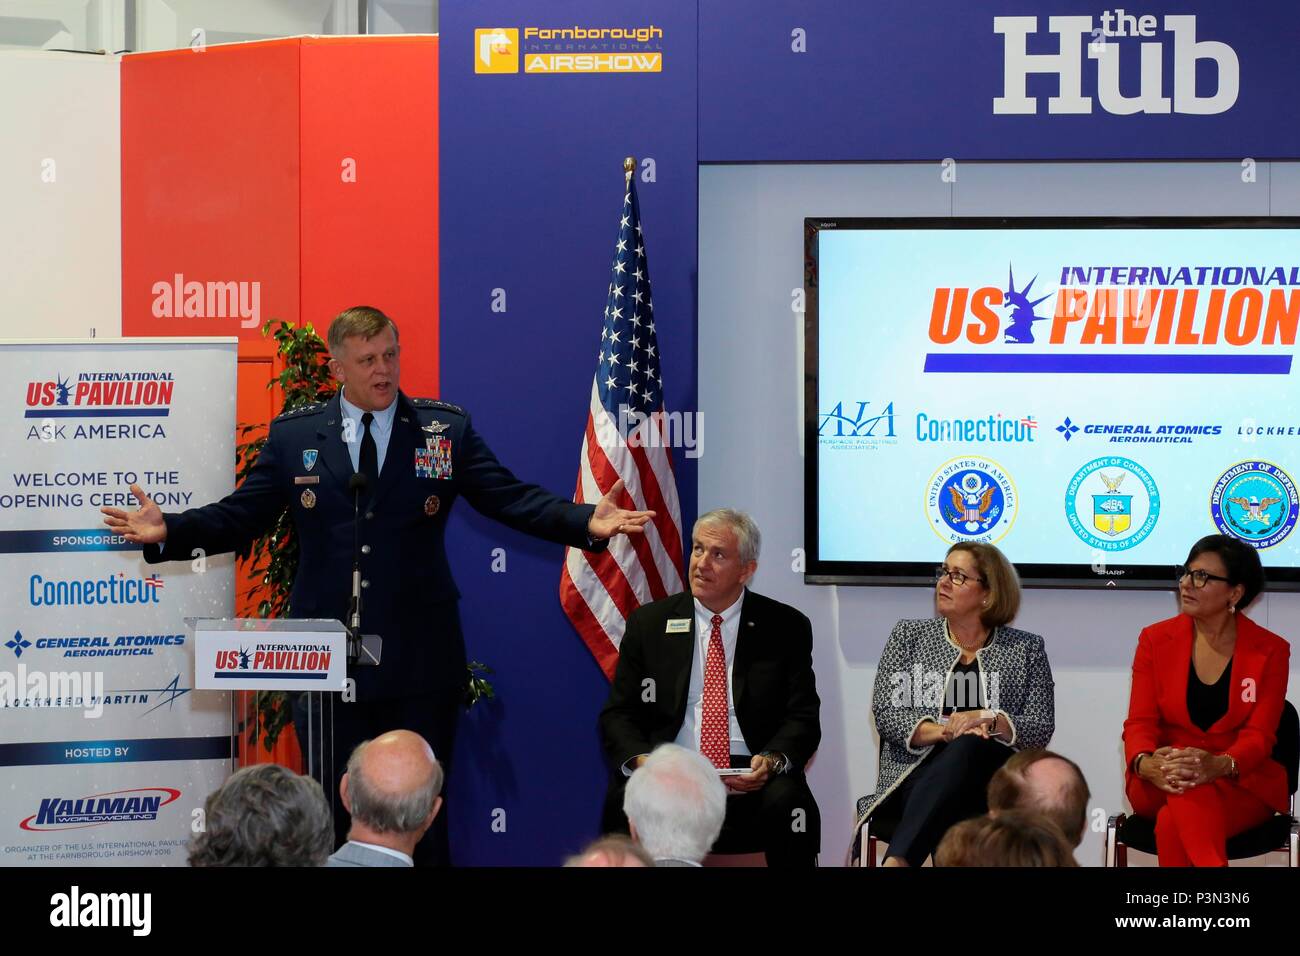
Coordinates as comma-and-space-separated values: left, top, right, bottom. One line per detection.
818, 401, 896, 438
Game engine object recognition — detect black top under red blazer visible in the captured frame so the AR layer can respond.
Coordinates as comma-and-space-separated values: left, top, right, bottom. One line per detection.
1123, 612, 1291, 814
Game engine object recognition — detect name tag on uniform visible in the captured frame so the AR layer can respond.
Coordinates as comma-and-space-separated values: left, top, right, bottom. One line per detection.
665, 618, 691, 633
294, 476, 320, 485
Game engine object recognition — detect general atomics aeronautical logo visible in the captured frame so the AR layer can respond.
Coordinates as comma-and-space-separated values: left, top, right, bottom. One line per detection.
1210, 461, 1300, 549
1065, 456, 1161, 551
926, 457, 1017, 544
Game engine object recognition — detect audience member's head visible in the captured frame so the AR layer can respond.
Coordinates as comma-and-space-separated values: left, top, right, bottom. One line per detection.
340, 730, 443, 855
189, 763, 333, 867
935, 809, 1079, 867
987, 748, 1090, 847
563, 834, 654, 867
623, 743, 726, 865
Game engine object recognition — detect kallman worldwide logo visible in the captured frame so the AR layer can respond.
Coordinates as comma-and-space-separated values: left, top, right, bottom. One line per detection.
475, 24, 663, 74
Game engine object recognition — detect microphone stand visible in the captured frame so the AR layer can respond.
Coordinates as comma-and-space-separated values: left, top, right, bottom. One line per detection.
346, 471, 368, 664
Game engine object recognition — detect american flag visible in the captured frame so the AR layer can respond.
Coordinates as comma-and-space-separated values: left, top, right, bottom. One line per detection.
560, 166, 685, 679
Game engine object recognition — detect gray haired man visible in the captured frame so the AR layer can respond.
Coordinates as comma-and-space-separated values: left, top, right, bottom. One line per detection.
624, 744, 728, 866
328, 730, 443, 867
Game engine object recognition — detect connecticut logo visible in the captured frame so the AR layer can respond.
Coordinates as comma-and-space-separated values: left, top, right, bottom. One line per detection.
926, 456, 1017, 544
1210, 461, 1299, 549
1065, 456, 1161, 552
20, 787, 181, 831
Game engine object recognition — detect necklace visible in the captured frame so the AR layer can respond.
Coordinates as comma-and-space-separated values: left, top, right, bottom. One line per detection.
946, 619, 988, 652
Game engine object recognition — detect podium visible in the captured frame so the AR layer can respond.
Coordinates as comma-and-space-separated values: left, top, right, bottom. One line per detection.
189, 617, 355, 823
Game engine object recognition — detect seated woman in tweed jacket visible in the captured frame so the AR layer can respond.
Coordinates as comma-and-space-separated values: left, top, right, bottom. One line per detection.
857, 542, 1056, 866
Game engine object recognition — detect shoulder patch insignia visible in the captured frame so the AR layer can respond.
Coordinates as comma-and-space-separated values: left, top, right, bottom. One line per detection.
412, 397, 466, 416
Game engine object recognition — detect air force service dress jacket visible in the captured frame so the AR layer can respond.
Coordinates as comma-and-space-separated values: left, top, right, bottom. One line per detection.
144, 390, 604, 700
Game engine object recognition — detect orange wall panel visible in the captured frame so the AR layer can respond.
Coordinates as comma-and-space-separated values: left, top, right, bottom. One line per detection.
121, 41, 302, 339
300, 37, 439, 397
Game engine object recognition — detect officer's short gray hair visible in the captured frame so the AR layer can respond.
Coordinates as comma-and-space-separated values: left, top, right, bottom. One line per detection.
693, 509, 761, 564
328, 306, 400, 357
346, 739, 443, 835
623, 744, 726, 864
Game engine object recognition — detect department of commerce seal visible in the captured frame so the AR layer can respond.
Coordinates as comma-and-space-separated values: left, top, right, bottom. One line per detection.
1065, 456, 1160, 552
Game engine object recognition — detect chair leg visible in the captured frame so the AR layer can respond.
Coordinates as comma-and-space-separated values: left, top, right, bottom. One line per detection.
1289, 819, 1298, 868
866, 834, 877, 868
1105, 814, 1127, 868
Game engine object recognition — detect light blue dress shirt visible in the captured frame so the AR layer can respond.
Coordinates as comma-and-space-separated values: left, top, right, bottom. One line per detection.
339, 388, 398, 475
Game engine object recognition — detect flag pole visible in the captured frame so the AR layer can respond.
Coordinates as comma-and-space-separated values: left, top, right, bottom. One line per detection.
624, 156, 635, 183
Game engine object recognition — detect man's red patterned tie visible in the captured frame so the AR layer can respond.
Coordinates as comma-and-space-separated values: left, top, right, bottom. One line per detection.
700, 614, 730, 769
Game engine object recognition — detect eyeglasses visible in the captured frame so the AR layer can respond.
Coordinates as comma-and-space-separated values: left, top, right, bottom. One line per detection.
1175, 565, 1232, 589
935, 565, 985, 587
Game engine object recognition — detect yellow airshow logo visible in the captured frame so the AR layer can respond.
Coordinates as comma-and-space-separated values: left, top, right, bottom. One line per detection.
475, 28, 518, 73
475, 25, 663, 74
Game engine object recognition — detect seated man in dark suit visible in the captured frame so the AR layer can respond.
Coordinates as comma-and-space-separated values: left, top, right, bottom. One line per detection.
599, 509, 822, 867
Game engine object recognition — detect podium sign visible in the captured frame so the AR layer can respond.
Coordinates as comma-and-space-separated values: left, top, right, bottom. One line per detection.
191, 618, 348, 692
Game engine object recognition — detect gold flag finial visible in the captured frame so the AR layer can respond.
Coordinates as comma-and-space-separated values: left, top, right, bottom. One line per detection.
624, 156, 635, 180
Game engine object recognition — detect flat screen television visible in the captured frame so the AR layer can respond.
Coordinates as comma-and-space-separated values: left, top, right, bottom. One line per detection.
804, 216, 1300, 589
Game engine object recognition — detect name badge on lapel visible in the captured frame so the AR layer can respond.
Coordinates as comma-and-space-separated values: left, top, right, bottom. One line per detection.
665, 618, 691, 634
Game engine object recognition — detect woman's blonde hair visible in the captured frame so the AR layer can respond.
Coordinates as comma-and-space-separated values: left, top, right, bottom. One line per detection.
946, 541, 1021, 628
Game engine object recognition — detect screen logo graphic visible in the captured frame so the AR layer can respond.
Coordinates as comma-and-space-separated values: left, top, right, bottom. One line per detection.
1003, 266, 1052, 343
1065, 456, 1161, 551
1210, 461, 1299, 549
926, 457, 1017, 544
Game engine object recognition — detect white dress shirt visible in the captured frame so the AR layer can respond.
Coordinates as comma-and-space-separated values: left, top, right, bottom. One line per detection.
673, 592, 751, 759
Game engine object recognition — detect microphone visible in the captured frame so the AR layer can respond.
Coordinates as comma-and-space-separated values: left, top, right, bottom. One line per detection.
347, 472, 368, 661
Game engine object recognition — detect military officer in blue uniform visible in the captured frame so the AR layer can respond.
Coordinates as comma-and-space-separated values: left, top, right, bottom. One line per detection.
102, 306, 653, 865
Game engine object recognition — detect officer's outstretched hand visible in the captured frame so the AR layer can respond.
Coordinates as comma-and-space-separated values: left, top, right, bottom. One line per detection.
587, 478, 656, 539
100, 483, 167, 545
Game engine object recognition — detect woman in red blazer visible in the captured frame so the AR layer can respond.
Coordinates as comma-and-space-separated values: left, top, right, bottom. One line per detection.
1123, 534, 1291, 866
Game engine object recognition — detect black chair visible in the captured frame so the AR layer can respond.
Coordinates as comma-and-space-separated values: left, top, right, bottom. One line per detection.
851, 740, 895, 867
851, 793, 897, 867
1104, 699, 1299, 866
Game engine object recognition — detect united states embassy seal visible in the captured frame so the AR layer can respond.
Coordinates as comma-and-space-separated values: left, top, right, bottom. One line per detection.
1210, 460, 1299, 549
1065, 456, 1160, 552
926, 456, 1017, 544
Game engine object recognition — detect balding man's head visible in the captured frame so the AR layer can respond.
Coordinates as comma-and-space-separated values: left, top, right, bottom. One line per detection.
987, 749, 1090, 848
342, 730, 443, 837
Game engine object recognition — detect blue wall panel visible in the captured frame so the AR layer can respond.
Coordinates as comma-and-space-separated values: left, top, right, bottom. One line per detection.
439, 0, 698, 865
700, 0, 1300, 162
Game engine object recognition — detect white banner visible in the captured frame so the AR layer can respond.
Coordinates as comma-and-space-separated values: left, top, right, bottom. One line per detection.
0, 338, 236, 867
